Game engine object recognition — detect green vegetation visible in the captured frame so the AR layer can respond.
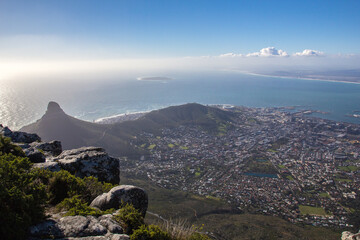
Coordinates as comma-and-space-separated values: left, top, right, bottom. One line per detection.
121, 174, 341, 240
335, 178, 352, 183
299, 205, 328, 216
286, 175, 294, 181
168, 143, 175, 148
0, 136, 114, 240
131, 224, 171, 240
180, 146, 189, 150
271, 137, 289, 149
278, 164, 286, 169
0, 152, 46, 240
114, 203, 145, 234
319, 192, 330, 198
338, 166, 358, 172
148, 144, 156, 150
56, 195, 114, 216
0, 136, 25, 156
244, 158, 278, 174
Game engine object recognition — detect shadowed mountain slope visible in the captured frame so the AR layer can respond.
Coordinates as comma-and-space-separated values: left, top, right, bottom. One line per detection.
21, 102, 235, 157
21, 102, 108, 150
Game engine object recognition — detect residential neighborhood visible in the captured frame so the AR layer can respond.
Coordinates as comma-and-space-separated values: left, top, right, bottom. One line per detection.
121, 106, 360, 228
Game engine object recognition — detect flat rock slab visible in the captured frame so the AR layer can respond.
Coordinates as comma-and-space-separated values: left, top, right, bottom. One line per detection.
29, 215, 127, 240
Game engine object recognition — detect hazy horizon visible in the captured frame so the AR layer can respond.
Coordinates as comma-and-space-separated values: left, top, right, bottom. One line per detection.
1, 1, 360, 83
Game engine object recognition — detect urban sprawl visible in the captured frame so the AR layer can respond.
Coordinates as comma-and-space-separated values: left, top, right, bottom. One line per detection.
121, 106, 360, 228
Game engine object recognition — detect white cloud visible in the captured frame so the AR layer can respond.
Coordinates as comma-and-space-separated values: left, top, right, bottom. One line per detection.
294, 49, 324, 56
219, 52, 243, 57
247, 47, 288, 57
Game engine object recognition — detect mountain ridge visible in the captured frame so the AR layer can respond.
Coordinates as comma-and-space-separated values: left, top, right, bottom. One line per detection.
21, 102, 235, 157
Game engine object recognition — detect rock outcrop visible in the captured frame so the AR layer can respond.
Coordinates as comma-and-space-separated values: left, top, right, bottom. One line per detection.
34, 146, 120, 184
31, 140, 62, 156
29, 214, 129, 240
0, 124, 41, 143
342, 230, 360, 240
56, 147, 120, 184
90, 185, 148, 217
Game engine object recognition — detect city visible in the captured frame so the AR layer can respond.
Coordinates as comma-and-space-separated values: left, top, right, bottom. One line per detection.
121, 106, 360, 229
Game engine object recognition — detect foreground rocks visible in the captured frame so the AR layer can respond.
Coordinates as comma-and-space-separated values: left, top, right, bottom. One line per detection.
0, 124, 41, 143
29, 214, 129, 240
29, 185, 148, 240
342, 230, 360, 240
1, 125, 119, 184
35, 146, 120, 184
90, 185, 148, 217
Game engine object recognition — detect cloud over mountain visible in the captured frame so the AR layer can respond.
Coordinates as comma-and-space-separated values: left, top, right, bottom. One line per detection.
247, 47, 289, 57
294, 49, 324, 56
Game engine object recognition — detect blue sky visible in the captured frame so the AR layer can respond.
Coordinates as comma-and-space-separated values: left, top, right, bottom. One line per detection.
0, 0, 359, 81
1, 0, 359, 58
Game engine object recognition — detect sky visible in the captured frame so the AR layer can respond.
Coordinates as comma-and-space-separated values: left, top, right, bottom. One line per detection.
0, 0, 360, 80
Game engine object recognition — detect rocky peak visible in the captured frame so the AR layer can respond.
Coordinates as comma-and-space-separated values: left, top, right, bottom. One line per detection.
45, 101, 65, 115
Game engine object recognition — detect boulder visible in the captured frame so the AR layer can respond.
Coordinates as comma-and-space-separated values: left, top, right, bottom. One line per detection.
0, 124, 41, 143
28, 215, 127, 240
24, 147, 46, 163
342, 230, 360, 240
90, 185, 148, 217
30, 140, 62, 156
53, 147, 120, 184
33, 161, 61, 171
59, 215, 107, 237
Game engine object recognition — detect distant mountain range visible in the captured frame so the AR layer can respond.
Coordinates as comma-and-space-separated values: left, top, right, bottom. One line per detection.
21, 102, 234, 157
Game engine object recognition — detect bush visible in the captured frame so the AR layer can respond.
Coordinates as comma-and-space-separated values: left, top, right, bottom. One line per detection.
0, 136, 25, 157
0, 137, 114, 240
32, 169, 115, 205
56, 195, 102, 216
131, 224, 172, 240
57, 195, 115, 216
81, 176, 114, 203
188, 232, 211, 240
161, 219, 210, 240
47, 170, 85, 204
113, 203, 144, 234
0, 153, 46, 240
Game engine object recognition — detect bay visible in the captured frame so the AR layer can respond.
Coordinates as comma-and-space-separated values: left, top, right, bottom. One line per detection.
1, 71, 360, 130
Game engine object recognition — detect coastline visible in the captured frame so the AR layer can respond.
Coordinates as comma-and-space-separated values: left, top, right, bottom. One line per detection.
239, 71, 360, 85
94, 111, 148, 124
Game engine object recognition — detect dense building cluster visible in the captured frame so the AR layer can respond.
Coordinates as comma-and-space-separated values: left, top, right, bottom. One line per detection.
121, 106, 360, 228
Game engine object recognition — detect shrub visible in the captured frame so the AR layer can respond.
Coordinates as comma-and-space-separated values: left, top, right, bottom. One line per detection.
0, 153, 46, 240
188, 232, 211, 240
130, 224, 172, 240
32, 169, 115, 205
81, 176, 114, 203
57, 195, 102, 216
113, 203, 144, 234
0, 136, 25, 157
57, 195, 115, 216
160, 220, 210, 240
47, 170, 85, 204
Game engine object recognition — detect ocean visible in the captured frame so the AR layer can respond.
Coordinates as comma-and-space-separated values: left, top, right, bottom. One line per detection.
1, 71, 360, 130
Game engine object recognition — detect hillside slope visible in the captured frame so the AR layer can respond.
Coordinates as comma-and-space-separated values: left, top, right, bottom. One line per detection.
21, 102, 234, 156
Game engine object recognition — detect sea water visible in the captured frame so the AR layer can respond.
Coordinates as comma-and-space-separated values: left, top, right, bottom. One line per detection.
1, 71, 360, 130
